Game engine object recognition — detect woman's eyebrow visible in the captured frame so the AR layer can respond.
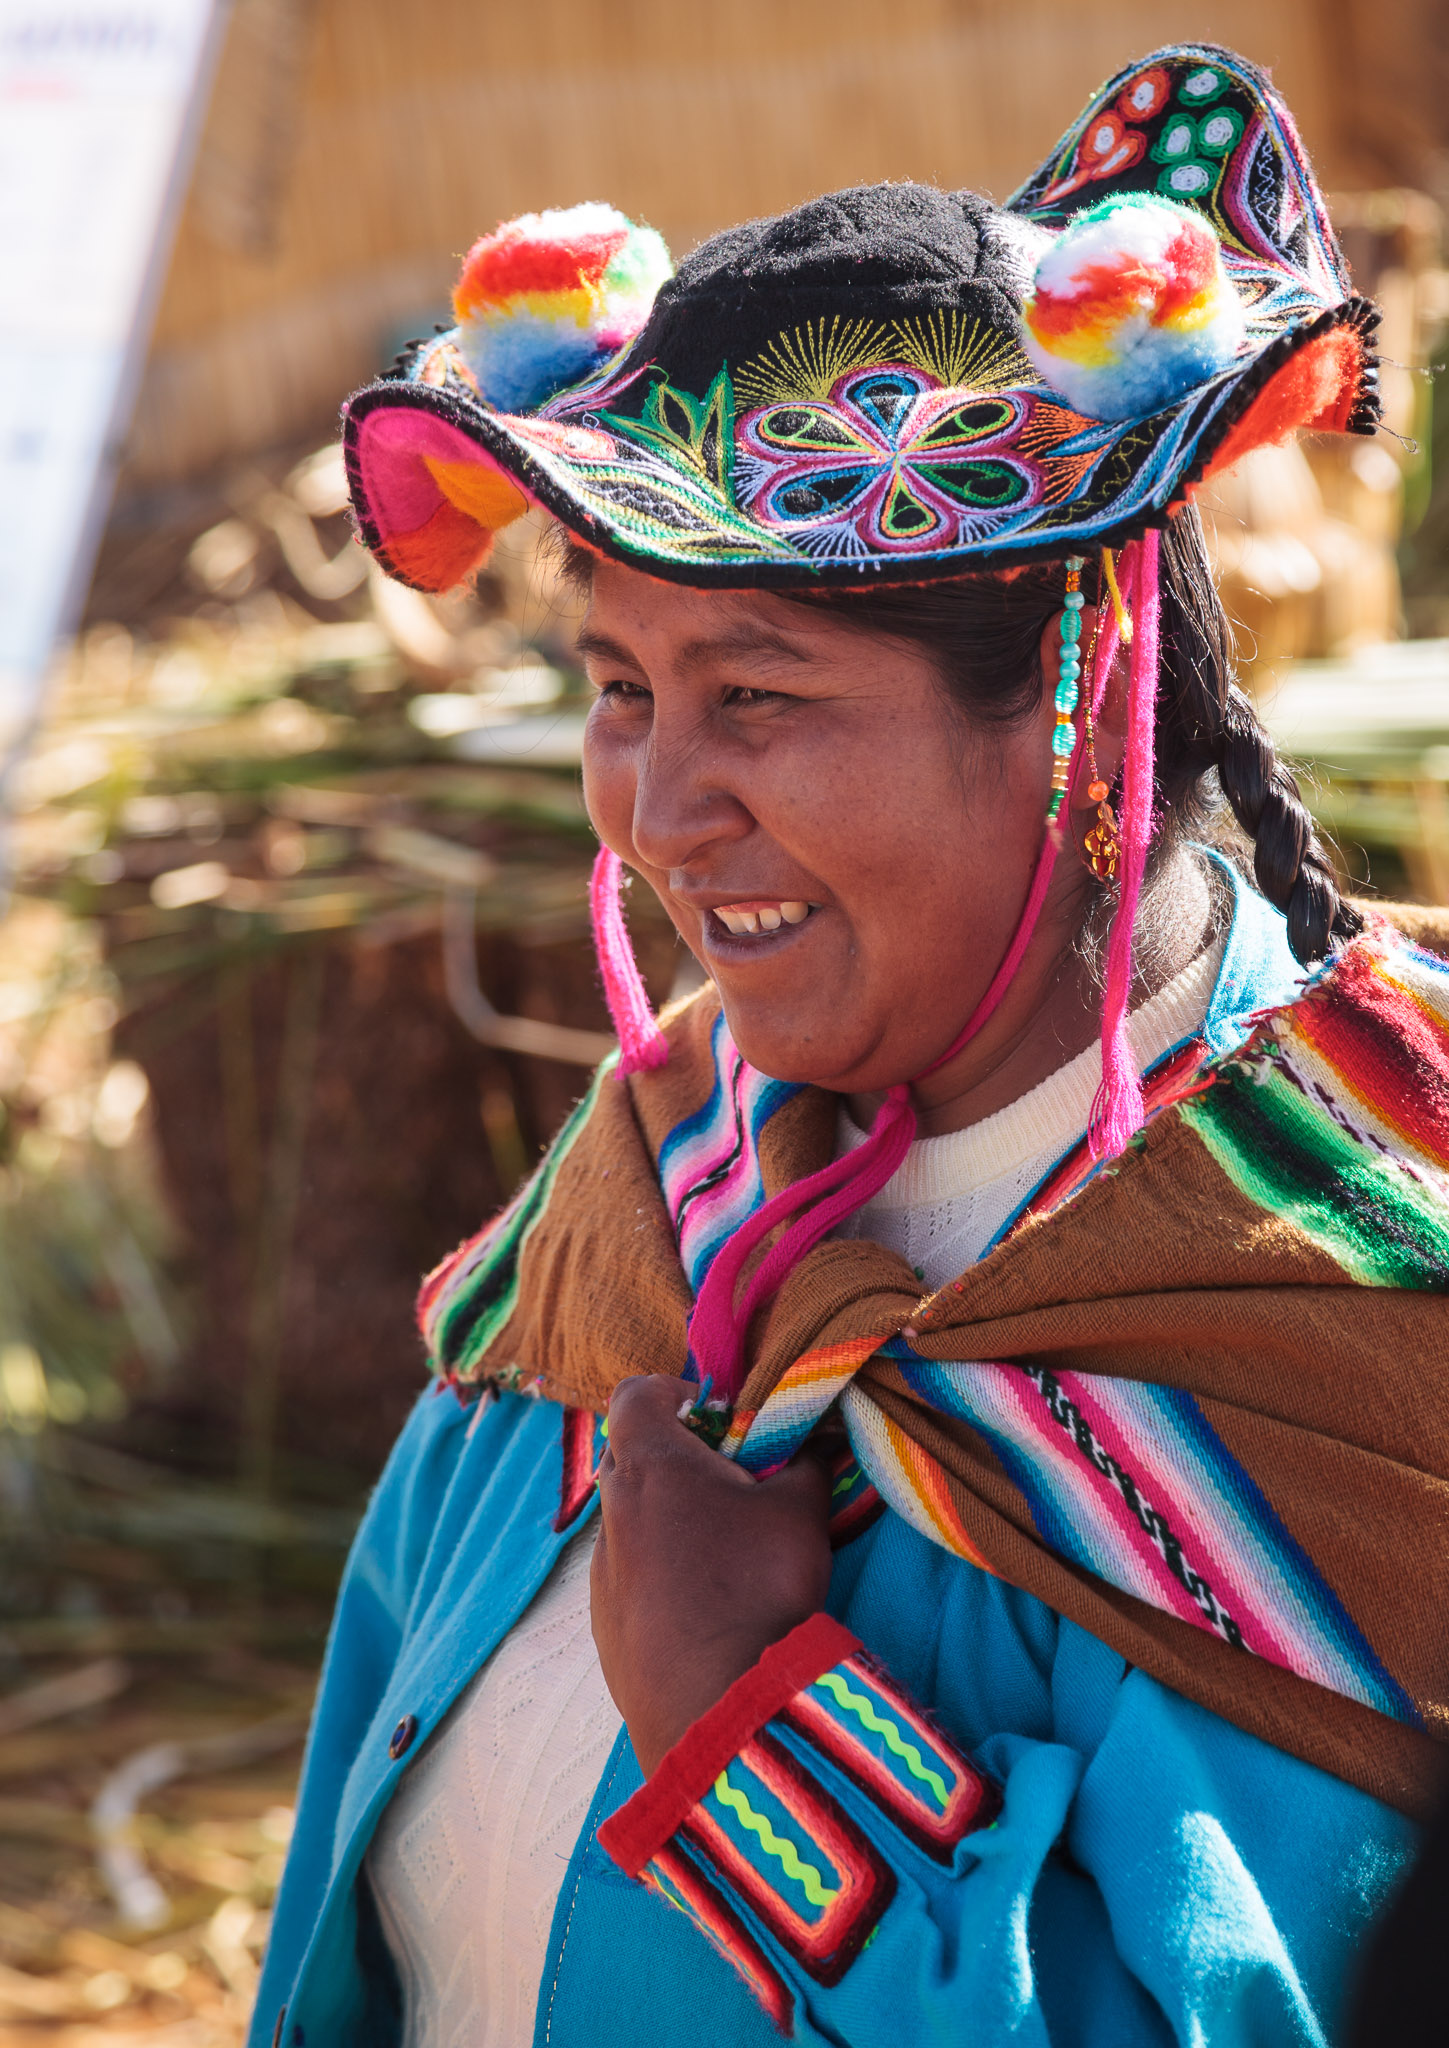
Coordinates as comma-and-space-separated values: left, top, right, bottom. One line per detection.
575, 623, 814, 674
677, 626, 814, 673
575, 627, 640, 668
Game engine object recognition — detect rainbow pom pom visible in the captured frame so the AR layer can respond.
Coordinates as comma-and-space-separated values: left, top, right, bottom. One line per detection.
452, 203, 672, 414
1021, 194, 1246, 421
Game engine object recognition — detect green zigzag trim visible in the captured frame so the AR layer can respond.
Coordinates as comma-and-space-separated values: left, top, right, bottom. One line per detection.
712, 1770, 840, 1907
814, 1672, 950, 1809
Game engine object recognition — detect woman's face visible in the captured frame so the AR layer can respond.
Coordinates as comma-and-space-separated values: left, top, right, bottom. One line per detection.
580, 558, 1076, 1096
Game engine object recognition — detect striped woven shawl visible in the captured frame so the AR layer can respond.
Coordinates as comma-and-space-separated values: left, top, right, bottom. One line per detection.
420, 920, 1449, 1817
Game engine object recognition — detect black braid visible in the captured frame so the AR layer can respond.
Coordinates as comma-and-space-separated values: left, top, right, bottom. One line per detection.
1154, 509, 1361, 965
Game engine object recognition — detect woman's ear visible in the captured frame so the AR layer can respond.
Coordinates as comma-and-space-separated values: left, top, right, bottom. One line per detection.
1086, 619, 1131, 791
1035, 603, 1130, 797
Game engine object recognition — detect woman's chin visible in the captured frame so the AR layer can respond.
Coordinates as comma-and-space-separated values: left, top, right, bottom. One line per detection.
713, 996, 876, 1091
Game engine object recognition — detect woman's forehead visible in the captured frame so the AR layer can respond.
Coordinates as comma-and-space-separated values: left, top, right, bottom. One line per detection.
580, 563, 846, 669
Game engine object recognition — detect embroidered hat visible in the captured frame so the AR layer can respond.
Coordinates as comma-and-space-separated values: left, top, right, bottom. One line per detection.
342, 43, 1379, 593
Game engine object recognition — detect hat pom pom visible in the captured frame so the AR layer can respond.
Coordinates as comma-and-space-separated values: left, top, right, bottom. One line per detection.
1022, 194, 1246, 421
451, 203, 672, 414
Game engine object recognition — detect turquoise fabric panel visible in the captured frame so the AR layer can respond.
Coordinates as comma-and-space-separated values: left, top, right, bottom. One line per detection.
534, 1733, 824, 2046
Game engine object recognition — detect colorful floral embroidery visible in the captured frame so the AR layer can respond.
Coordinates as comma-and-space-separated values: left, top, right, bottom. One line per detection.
736, 364, 1108, 560
1014, 46, 1344, 311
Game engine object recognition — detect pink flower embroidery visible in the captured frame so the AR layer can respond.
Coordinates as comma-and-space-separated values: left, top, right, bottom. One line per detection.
736, 367, 1041, 558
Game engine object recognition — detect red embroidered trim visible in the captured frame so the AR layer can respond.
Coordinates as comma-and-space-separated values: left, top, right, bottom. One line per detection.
647, 1841, 795, 2036
597, 1612, 859, 1876
679, 1730, 894, 1986
553, 1405, 602, 1532
780, 1649, 1000, 1863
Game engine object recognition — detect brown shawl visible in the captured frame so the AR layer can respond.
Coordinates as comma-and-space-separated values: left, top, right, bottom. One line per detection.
421, 912, 1449, 1818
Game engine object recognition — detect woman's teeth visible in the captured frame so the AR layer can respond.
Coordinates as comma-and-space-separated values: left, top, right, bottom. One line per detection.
715, 901, 812, 936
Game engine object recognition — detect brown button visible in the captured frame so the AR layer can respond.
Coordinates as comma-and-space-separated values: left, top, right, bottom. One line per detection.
388, 1714, 418, 1760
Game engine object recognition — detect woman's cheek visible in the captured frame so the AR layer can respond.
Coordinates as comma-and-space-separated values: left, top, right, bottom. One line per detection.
580, 729, 637, 860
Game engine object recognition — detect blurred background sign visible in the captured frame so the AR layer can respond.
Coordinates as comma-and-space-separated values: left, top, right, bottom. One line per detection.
0, 0, 223, 756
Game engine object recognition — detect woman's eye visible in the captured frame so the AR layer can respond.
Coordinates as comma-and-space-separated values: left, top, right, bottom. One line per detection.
724, 685, 783, 709
595, 678, 650, 703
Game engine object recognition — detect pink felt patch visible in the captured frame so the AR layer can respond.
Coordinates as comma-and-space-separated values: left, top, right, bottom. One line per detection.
356, 407, 519, 544
1201, 328, 1363, 481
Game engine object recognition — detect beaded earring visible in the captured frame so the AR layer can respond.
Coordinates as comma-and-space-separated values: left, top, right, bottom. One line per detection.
1047, 555, 1086, 824
1083, 703, 1121, 884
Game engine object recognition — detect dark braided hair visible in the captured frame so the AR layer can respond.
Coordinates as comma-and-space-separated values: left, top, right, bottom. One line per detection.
785, 509, 1360, 966
1153, 508, 1358, 962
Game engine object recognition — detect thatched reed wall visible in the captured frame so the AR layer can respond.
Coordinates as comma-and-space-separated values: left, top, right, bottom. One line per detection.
125, 0, 1448, 492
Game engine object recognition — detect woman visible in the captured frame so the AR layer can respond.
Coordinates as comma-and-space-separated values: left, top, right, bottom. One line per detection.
252, 42, 1449, 2048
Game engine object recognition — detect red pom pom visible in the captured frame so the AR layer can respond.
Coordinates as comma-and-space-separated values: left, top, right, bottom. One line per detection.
457, 224, 629, 307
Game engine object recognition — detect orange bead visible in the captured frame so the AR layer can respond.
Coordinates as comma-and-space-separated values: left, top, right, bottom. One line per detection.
1088, 779, 1109, 802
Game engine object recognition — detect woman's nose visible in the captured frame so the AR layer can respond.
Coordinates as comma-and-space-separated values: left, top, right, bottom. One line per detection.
629, 716, 752, 873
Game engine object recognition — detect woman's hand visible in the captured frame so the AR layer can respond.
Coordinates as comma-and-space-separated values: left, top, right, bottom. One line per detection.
591, 1375, 833, 1776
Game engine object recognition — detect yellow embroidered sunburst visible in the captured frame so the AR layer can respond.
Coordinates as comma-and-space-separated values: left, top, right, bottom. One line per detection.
891, 312, 1033, 393
732, 316, 890, 408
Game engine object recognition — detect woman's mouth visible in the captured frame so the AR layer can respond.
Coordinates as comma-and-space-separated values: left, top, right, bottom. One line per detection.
708, 899, 816, 939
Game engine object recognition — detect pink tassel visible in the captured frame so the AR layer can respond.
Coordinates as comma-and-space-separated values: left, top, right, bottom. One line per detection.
1089, 528, 1160, 1158
589, 847, 669, 1075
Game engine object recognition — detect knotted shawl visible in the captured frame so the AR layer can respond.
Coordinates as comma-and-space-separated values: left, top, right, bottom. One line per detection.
420, 917, 1449, 1819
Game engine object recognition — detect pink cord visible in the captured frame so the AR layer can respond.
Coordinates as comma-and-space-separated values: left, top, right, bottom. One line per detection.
687, 1081, 917, 1395
688, 763, 1076, 1398
1089, 529, 1160, 1158
589, 847, 668, 1074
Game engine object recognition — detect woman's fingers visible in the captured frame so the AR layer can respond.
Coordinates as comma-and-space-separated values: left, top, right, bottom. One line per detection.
601, 1374, 756, 1491
596, 1374, 689, 1481
758, 1441, 833, 1516
589, 1372, 835, 1774
604, 1373, 698, 1442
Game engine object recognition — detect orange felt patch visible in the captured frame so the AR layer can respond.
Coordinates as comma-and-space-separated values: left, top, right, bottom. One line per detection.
424, 456, 530, 532
1201, 327, 1362, 482
380, 498, 494, 592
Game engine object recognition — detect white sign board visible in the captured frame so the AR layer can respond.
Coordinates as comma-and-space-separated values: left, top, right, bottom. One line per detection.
0, 2, 223, 755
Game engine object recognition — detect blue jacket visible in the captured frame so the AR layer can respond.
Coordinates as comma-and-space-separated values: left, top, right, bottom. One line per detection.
251, 872, 1417, 2048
